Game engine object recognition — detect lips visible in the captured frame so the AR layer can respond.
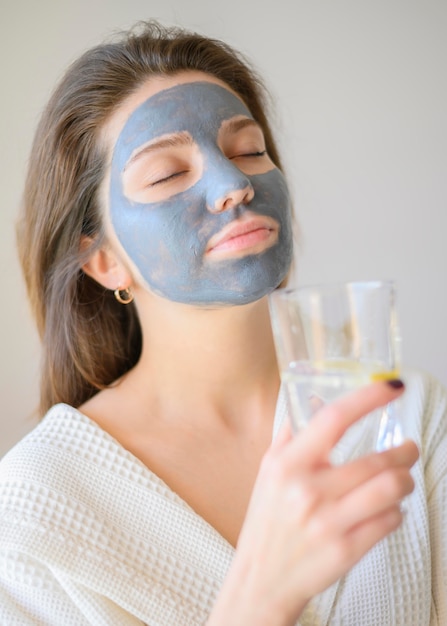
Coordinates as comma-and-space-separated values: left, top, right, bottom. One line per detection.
205, 213, 279, 258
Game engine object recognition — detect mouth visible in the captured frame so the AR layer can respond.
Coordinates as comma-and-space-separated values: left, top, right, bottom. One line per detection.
205, 213, 279, 260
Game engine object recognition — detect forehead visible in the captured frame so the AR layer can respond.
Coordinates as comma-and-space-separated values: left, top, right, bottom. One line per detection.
112, 80, 252, 170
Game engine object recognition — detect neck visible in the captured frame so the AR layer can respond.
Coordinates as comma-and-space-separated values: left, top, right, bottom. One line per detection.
128, 292, 280, 429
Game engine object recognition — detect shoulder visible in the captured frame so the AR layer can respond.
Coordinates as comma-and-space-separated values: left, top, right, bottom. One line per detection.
1, 403, 76, 470
400, 368, 447, 444
0, 402, 174, 540
0, 402, 160, 502
400, 369, 447, 493
0, 404, 97, 529
403, 366, 446, 404
0, 403, 129, 540
0, 403, 152, 570
0, 403, 108, 486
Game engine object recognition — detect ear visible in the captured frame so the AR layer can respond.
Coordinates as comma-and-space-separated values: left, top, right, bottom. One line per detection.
80, 236, 132, 291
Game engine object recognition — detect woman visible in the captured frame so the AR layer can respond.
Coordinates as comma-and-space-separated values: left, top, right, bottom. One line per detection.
0, 20, 444, 625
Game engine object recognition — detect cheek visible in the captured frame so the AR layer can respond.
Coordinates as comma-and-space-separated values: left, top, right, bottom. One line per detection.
147, 189, 208, 256
251, 169, 292, 221
110, 187, 210, 272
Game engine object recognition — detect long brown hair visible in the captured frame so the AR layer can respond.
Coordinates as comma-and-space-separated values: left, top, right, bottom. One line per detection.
17, 20, 284, 415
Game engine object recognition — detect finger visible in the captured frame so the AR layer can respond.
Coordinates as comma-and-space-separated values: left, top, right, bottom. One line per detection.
323, 505, 404, 582
347, 503, 404, 550
316, 439, 419, 501
283, 380, 405, 468
286, 505, 404, 601
327, 465, 415, 537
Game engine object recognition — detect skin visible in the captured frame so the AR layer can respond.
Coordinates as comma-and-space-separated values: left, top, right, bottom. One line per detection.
108, 81, 294, 306
81, 71, 419, 625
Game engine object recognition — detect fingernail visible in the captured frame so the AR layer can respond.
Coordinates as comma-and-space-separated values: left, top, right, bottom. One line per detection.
386, 379, 405, 389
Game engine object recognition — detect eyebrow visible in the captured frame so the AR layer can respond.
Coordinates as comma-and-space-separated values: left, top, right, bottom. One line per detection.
223, 117, 262, 134
124, 132, 193, 171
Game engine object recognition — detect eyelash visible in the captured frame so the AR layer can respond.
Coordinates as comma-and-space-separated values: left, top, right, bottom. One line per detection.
232, 150, 267, 159
150, 170, 188, 187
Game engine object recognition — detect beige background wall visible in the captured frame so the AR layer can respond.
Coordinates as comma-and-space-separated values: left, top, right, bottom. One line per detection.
1, 0, 446, 456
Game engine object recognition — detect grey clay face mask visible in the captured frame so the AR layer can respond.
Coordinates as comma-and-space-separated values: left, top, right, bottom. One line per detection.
109, 81, 293, 306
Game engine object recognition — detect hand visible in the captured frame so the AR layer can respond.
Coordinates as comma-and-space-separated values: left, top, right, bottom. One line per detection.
210, 380, 419, 626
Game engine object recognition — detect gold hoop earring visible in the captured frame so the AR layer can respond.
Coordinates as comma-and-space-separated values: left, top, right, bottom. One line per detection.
114, 287, 134, 305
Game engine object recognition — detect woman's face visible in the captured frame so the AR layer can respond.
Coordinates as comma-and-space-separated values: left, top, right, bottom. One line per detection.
103, 71, 293, 306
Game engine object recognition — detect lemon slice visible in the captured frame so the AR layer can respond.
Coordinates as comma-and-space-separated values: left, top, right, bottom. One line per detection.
370, 368, 400, 382
312, 359, 399, 381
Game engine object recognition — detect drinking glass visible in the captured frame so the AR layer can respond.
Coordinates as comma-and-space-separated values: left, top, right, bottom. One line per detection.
269, 281, 404, 463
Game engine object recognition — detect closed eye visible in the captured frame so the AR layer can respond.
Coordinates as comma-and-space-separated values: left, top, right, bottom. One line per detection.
147, 170, 189, 187
122, 132, 202, 203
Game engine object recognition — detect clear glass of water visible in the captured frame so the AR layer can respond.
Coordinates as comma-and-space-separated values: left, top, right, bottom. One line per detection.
269, 281, 404, 463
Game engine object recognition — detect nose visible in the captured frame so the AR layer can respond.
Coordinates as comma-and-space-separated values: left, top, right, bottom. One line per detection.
205, 157, 255, 214
212, 184, 255, 213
